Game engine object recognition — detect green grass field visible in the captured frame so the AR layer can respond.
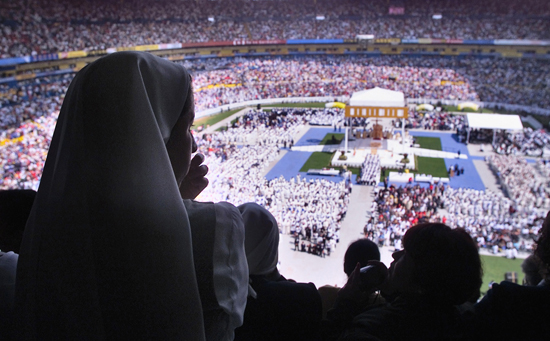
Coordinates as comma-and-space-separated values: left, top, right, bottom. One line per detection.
416, 156, 449, 177
193, 102, 328, 131
264, 102, 326, 108
414, 136, 442, 151
299, 152, 360, 175
193, 108, 242, 131
320, 133, 345, 145
378, 156, 448, 182
480, 254, 524, 295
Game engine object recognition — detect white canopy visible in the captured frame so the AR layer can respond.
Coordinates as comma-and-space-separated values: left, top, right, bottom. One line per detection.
349, 87, 405, 107
466, 113, 523, 130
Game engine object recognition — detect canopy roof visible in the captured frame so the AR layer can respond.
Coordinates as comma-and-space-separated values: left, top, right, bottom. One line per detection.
349, 87, 405, 107
466, 113, 523, 130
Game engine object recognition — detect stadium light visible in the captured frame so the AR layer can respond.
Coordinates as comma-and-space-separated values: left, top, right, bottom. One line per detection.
432, 14, 442, 20
316, 15, 325, 20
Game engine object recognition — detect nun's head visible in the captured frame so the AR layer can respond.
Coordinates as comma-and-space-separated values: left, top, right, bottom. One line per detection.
238, 203, 280, 278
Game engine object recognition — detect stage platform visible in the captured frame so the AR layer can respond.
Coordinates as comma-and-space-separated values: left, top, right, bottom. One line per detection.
330, 146, 416, 170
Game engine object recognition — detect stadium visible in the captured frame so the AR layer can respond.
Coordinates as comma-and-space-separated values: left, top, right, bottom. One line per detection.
1, 0, 550, 339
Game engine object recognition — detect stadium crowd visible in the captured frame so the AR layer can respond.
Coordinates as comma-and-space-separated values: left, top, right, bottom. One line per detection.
366, 181, 546, 257
487, 154, 550, 210
2, 54, 550, 135
357, 154, 381, 185
1, 0, 550, 57
492, 127, 550, 157
2, 50, 550, 340
403, 108, 465, 131
366, 183, 446, 246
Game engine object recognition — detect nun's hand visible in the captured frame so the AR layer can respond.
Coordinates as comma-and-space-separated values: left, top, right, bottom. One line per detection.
180, 153, 209, 199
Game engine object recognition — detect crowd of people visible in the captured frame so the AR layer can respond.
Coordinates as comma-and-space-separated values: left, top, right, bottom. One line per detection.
487, 154, 550, 210
188, 55, 550, 110
357, 154, 380, 185
186, 55, 482, 111
402, 108, 466, 131
364, 181, 547, 258
365, 183, 446, 248
441, 186, 546, 255
0, 114, 55, 190
2, 49, 550, 340
2, 54, 549, 135
192, 109, 350, 247
1, 0, 550, 58
492, 127, 550, 157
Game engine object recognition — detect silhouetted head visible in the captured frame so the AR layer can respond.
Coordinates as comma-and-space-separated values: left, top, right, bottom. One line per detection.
387, 223, 482, 305
239, 203, 280, 278
343, 238, 380, 277
521, 254, 544, 286
534, 211, 550, 280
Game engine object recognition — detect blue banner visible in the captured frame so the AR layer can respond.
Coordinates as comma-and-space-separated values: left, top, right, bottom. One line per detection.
462, 40, 494, 45
0, 57, 29, 67
30, 53, 59, 63
286, 39, 344, 44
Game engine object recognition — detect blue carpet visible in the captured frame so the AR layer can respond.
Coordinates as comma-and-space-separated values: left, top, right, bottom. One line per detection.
265, 151, 313, 181
295, 127, 339, 146
409, 131, 466, 156
444, 158, 485, 191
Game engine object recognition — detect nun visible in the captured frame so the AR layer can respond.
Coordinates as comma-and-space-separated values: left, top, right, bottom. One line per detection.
15, 51, 206, 339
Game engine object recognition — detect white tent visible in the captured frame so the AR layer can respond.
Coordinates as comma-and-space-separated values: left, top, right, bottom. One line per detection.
466, 113, 523, 144
349, 87, 405, 107
466, 113, 523, 130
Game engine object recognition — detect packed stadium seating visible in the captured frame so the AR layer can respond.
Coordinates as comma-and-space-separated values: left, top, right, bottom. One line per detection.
1, 0, 549, 58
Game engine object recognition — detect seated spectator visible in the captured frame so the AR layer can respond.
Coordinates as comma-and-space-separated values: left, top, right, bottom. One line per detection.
331, 223, 482, 340
185, 198, 249, 340
472, 211, 550, 341
318, 238, 384, 320
521, 254, 545, 286
0, 189, 36, 339
234, 203, 322, 341
180, 95, 248, 340
15, 51, 205, 339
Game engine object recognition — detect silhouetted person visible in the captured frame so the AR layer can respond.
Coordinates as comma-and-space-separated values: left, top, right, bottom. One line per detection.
15, 52, 205, 340
235, 203, 322, 341
471, 211, 550, 340
332, 223, 482, 340
0, 189, 36, 339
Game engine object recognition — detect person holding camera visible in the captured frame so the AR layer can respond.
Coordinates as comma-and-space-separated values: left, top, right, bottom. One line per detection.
325, 223, 482, 341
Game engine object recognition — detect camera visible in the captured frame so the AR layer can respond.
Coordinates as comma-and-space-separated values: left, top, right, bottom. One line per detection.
359, 264, 386, 290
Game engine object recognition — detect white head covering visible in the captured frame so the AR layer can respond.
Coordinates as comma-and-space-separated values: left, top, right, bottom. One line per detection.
15, 52, 205, 340
239, 203, 279, 277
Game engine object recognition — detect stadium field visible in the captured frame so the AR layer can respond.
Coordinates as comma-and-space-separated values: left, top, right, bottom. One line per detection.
480, 254, 524, 295
415, 136, 442, 151
299, 151, 360, 175
320, 133, 345, 145
264, 102, 326, 108
416, 156, 449, 178
192, 108, 241, 131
